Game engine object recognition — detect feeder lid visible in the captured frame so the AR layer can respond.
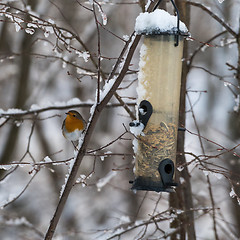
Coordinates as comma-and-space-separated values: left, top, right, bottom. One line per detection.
135, 9, 189, 36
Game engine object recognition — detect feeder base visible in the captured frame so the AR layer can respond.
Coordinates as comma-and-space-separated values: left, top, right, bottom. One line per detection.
130, 176, 178, 193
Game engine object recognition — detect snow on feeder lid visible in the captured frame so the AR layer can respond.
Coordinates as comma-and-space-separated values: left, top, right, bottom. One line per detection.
135, 9, 189, 36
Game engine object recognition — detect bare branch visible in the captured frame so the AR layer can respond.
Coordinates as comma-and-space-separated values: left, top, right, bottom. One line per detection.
187, 1, 237, 38
1, 171, 38, 208
0, 102, 136, 118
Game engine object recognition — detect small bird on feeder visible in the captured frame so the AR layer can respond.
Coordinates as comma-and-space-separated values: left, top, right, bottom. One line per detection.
62, 110, 86, 142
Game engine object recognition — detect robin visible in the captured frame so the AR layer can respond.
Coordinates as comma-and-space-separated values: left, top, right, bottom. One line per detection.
62, 110, 86, 142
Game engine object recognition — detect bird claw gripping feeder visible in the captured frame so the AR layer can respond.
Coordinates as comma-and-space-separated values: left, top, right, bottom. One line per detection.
130, 1, 189, 192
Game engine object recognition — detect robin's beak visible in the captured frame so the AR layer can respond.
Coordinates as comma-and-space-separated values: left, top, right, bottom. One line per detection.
65, 112, 69, 115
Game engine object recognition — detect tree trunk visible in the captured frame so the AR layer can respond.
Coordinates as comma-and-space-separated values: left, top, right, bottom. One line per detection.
0, 1, 36, 178
170, 2, 196, 240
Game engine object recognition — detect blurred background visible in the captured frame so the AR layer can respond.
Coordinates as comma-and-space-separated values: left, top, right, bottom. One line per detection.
0, 0, 240, 239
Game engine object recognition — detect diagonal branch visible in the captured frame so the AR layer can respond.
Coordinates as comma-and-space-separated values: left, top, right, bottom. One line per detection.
44, 1, 160, 238
44, 33, 141, 240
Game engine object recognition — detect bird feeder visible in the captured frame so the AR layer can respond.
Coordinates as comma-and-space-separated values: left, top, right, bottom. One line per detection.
130, 3, 189, 192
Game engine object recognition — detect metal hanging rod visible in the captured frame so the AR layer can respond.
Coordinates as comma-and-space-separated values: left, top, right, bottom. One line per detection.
153, 0, 180, 46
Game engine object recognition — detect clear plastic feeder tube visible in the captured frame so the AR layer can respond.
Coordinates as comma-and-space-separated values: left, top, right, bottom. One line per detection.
134, 34, 184, 187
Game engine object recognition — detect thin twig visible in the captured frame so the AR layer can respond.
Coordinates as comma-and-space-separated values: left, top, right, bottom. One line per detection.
188, 31, 227, 66
1, 171, 38, 208
93, 1, 101, 103
187, 1, 237, 38
87, 129, 128, 153
187, 93, 219, 240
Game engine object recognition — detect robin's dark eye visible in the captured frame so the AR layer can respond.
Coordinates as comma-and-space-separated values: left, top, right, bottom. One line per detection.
73, 114, 76, 117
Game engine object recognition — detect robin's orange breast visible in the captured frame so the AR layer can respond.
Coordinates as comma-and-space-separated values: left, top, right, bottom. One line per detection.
64, 116, 85, 133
